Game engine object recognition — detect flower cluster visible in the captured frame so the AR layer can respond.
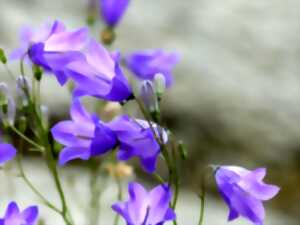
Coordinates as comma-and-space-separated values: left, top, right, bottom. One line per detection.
0, 1, 280, 225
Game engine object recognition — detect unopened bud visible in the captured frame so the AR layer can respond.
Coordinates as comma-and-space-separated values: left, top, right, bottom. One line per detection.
178, 140, 187, 160
16, 76, 31, 106
0, 83, 15, 126
40, 105, 49, 128
154, 73, 166, 100
33, 65, 43, 81
140, 80, 159, 113
0, 48, 7, 64
18, 116, 27, 133
0, 83, 8, 106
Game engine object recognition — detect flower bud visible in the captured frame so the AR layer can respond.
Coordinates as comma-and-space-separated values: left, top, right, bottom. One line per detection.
32, 65, 43, 81
0, 83, 15, 126
154, 73, 166, 100
16, 76, 31, 106
0, 48, 7, 64
140, 80, 159, 114
40, 105, 49, 128
178, 140, 187, 160
18, 116, 27, 133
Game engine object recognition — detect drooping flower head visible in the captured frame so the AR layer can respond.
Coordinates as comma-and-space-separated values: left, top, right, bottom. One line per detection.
51, 99, 117, 165
126, 49, 180, 87
0, 143, 16, 165
107, 115, 167, 173
66, 39, 133, 102
11, 20, 88, 85
100, 0, 130, 27
215, 166, 280, 225
0, 201, 38, 225
112, 182, 176, 225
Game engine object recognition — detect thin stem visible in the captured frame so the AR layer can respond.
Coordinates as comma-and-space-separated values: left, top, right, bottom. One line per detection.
3, 64, 16, 81
16, 155, 61, 214
153, 172, 165, 184
88, 161, 102, 225
113, 178, 122, 225
10, 126, 44, 151
198, 190, 205, 225
171, 142, 179, 209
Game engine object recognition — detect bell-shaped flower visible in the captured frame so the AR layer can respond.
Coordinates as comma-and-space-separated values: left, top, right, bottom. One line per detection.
215, 166, 280, 225
66, 39, 133, 102
11, 20, 88, 85
0, 143, 16, 165
0, 201, 38, 225
51, 99, 117, 165
107, 115, 167, 173
112, 182, 176, 225
126, 49, 180, 87
99, 0, 130, 27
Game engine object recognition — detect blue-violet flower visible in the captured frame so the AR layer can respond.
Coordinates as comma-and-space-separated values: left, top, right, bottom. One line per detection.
0, 201, 38, 225
11, 20, 88, 85
215, 166, 280, 225
100, 0, 130, 27
112, 182, 176, 225
126, 49, 180, 87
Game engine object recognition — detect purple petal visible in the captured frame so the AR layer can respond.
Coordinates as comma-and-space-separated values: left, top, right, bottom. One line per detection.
0, 143, 16, 165
228, 208, 239, 221
51, 121, 91, 147
148, 184, 174, 224
100, 0, 130, 27
140, 155, 158, 173
126, 49, 180, 87
58, 146, 90, 165
70, 99, 93, 124
21, 206, 38, 223
90, 123, 117, 156
5, 202, 19, 218
45, 28, 88, 52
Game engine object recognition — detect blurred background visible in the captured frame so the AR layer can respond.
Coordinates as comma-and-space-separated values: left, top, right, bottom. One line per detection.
0, 0, 300, 224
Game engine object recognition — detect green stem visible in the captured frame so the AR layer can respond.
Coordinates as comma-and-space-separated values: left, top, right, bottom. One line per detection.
19, 58, 73, 225
153, 172, 165, 184
171, 146, 179, 209
10, 126, 44, 151
198, 190, 205, 225
16, 155, 61, 214
113, 178, 122, 225
88, 161, 102, 225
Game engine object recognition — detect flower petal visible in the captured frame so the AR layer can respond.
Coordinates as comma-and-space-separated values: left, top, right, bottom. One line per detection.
58, 146, 90, 165
0, 143, 16, 165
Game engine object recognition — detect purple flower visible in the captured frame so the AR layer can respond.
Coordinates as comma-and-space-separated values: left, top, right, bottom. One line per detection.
126, 49, 180, 87
100, 0, 130, 27
108, 115, 167, 173
0, 201, 38, 225
11, 20, 88, 85
0, 143, 16, 165
51, 99, 117, 165
112, 182, 176, 225
215, 166, 280, 225
66, 39, 133, 102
